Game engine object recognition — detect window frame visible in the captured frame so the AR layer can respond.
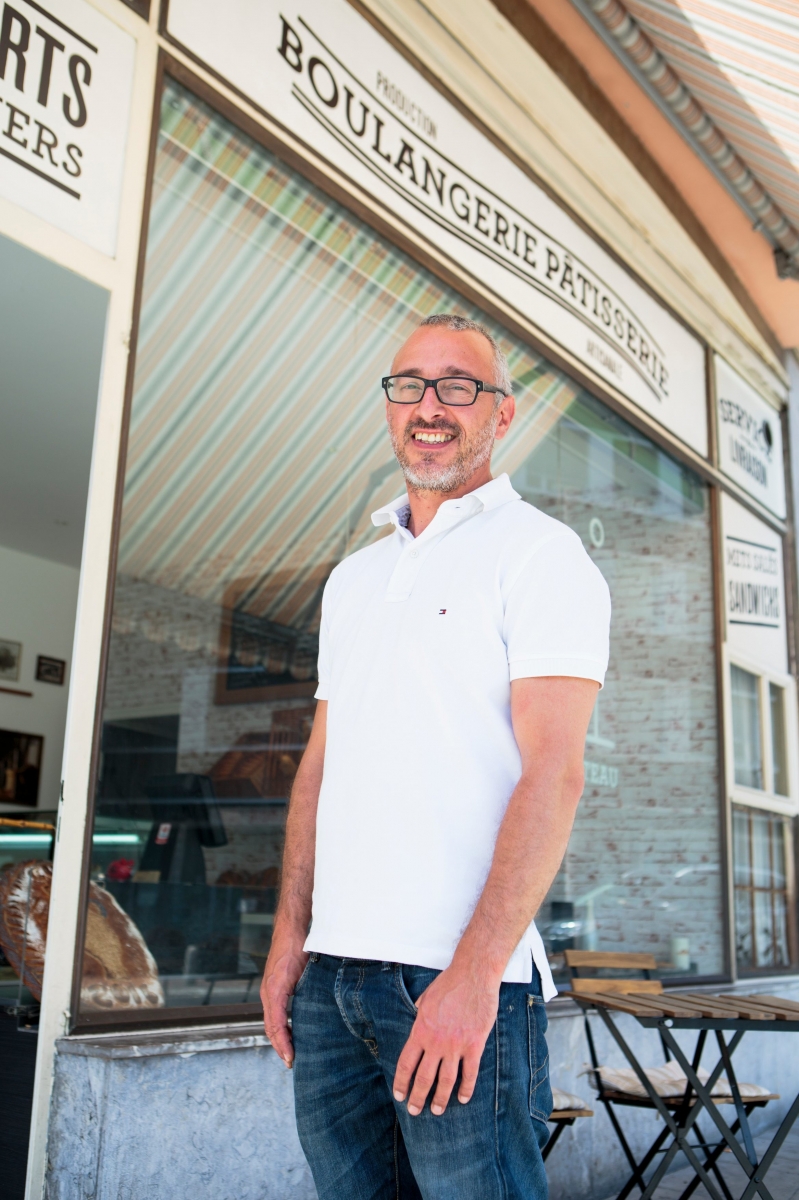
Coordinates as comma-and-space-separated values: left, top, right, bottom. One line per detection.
723, 645, 799, 818
731, 804, 798, 974
65, 54, 744, 1033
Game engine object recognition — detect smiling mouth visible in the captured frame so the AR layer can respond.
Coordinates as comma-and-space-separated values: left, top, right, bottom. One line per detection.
412, 431, 456, 444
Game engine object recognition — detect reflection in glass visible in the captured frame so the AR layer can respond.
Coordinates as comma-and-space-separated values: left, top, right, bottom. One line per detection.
731, 665, 763, 790
770, 683, 789, 797
732, 806, 793, 971
79, 79, 725, 1016
517, 395, 721, 979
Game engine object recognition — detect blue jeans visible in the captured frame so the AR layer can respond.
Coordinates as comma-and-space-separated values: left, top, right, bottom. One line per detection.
292, 955, 551, 1199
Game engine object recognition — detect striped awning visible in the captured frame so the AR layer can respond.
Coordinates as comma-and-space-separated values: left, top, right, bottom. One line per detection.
117, 80, 579, 629
622, 0, 799, 235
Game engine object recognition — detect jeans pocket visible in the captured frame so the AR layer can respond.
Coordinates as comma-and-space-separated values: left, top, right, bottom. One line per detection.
394, 964, 438, 1017
526, 994, 552, 1123
293, 953, 318, 996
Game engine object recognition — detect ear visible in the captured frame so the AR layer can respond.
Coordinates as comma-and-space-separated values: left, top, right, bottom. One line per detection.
494, 393, 516, 441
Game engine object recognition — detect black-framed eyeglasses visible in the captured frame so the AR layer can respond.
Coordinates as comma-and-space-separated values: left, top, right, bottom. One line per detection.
381, 375, 506, 406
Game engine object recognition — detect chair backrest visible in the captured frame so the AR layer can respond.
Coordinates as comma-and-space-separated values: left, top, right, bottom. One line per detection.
564, 950, 664, 995
565, 951, 670, 1088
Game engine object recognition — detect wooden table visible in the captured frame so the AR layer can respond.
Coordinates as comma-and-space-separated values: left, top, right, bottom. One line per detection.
570, 989, 799, 1200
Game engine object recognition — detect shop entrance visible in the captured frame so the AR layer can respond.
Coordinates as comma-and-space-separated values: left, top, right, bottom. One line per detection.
0, 233, 107, 1199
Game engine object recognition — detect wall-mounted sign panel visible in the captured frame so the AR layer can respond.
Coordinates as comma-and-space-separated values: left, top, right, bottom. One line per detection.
721, 492, 787, 675
716, 355, 785, 518
0, 0, 135, 256
166, 0, 708, 457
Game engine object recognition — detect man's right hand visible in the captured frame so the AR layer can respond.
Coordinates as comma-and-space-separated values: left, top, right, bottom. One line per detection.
261, 930, 308, 1067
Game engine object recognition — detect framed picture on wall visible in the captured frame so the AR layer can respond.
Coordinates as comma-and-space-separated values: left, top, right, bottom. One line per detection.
0, 639, 22, 682
36, 656, 67, 686
0, 730, 44, 807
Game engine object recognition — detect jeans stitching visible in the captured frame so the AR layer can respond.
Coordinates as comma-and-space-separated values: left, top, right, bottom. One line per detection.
334, 966, 363, 1041
526, 994, 551, 1123
394, 965, 418, 1017
493, 1019, 509, 1200
293, 954, 316, 996
393, 1116, 400, 1200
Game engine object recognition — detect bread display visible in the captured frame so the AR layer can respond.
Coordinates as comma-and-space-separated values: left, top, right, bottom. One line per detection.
0, 860, 164, 1010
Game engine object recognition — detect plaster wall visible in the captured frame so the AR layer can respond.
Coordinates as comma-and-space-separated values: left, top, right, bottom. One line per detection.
44, 985, 799, 1200
0, 544, 80, 814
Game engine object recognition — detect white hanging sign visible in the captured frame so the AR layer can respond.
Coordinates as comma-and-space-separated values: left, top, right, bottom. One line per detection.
166, 0, 709, 457
721, 492, 787, 675
716, 355, 785, 518
0, 0, 135, 256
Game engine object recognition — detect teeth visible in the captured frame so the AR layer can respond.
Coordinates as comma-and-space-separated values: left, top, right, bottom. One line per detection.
414, 432, 454, 443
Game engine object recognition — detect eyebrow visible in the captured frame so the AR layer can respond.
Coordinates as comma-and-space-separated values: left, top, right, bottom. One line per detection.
392, 366, 480, 377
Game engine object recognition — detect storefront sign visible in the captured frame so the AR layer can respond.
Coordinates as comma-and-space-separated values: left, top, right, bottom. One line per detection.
721, 492, 787, 674
716, 356, 785, 518
167, 0, 708, 456
0, 0, 134, 255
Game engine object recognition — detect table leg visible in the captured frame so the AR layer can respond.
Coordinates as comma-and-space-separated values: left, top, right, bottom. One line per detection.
659, 1027, 778, 1200
737, 1091, 799, 1200
679, 1109, 759, 1200
593, 1007, 728, 1200
715, 1031, 757, 1166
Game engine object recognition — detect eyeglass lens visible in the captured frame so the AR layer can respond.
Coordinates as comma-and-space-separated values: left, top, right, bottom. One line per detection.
386, 376, 479, 405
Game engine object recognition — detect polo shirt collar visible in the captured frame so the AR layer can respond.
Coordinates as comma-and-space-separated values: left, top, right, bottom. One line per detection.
371, 473, 520, 532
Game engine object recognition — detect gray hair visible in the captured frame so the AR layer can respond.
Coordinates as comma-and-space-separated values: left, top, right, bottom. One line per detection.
419, 313, 513, 397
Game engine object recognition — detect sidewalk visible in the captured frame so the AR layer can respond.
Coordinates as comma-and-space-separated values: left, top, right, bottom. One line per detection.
600, 1116, 799, 1200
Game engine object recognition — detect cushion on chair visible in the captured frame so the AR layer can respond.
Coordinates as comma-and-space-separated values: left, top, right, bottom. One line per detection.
551, 1087, 590, 1111
591, 1060, 772, 1101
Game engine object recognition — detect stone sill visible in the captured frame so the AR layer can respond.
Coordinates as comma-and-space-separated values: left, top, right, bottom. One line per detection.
54, 973, 799, 1056
56, 1021, 270, 1060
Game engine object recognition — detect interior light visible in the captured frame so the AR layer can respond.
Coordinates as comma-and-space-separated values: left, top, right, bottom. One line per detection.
0, 834, 53, 846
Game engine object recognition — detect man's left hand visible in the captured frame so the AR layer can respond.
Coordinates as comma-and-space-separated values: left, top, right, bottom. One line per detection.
392, 963, 500, 1116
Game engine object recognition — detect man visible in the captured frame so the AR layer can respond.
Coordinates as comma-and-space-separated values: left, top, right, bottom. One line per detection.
262, 313, 611, 1199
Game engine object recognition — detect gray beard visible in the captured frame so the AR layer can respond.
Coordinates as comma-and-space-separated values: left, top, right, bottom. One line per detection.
390, 412, 498, 493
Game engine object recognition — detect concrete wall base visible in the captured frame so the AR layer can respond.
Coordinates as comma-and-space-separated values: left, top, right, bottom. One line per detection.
45, 979, 799, 1200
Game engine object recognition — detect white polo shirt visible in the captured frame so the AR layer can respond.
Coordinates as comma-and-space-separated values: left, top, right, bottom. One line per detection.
306, 474, 610, 998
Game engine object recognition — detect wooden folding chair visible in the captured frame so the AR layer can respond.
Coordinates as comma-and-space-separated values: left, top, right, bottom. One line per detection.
542, 1099, 590, 1161
564, 951, 774, 1200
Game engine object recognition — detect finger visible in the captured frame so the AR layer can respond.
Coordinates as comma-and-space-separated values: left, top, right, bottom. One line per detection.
430, 1057, 460, 1116
393, 1036, 424, 1103
457, 1048, 481, 1104
263, 993, 294, 1067
265, 1013, 294, 1066
407, 1051, 441, 1116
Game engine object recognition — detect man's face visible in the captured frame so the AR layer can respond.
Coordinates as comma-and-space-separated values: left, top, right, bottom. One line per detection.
386, 327, 515, 493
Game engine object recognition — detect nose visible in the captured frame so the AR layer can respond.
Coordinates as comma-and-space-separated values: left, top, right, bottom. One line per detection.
417, 382, 446, 415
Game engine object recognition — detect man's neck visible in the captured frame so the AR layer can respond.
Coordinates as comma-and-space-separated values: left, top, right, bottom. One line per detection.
406, 465, 493, 537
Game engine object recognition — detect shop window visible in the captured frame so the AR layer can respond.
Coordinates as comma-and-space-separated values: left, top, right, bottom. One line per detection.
76, 78, 726, 1025
770, 683, 789, 797
727, 657, 797, 809
731, 665, 763, 789
733, 806, 796, 971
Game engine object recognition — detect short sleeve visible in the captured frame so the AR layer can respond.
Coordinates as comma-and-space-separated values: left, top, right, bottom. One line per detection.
314, 578, 333, 701
504, 531, 611, 686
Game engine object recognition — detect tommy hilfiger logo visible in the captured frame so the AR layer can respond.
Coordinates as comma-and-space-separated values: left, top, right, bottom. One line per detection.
439, 609, 447, 615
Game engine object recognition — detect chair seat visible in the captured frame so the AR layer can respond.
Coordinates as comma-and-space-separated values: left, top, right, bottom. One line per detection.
550, 1086, 593, 1116
591, 1062, 776, 1104
597, 1087, 776, 1110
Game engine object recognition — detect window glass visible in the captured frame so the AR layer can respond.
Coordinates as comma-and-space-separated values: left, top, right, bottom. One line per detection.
769, 683, 789, 797
731, 665, 763, 790
522, 397, 722, 980
78, 79, 724, 1018
732, 806, 794, 971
